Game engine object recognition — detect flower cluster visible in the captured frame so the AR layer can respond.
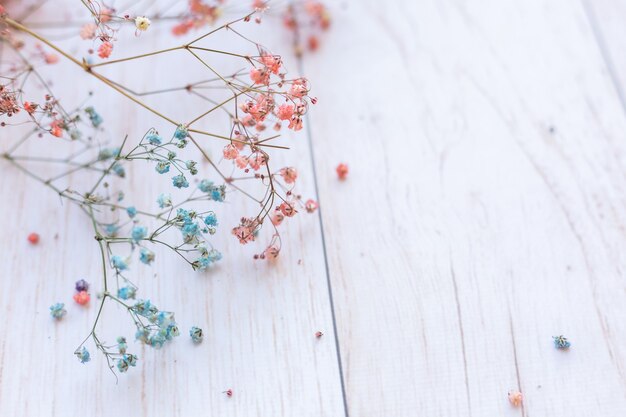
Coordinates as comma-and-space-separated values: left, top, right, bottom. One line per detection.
1, 1, 319, 375
283, 1, 331, 55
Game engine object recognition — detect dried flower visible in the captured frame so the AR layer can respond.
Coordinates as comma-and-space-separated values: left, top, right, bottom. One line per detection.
75, 279, 89, 292
97, 41, 113, 59
27, 232, 40, 244
508, 391, 523, 407
553, 335, 570, 349
50, 302, 67, 320
305, 199, 318, 213
131, 226, 147, 243
135, 16, 151, 31
336, 163, 348, 180
75, 347, 91, 363
189, 326, 203, 343
73, 290, 90, 305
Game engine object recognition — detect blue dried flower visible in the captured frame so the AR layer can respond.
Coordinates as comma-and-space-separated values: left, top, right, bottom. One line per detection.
174, 125, 188, 139
131, 226, 147, 243
182, 222, 200, 242
117, 336, 127, 354
189, 326, 203, 343
98, 147, 120, 161
111, 255, 128, 271
204, 213, 218, 227
85, 107, 103, 128
155, 161, 170, 174
75, 346, 90, 363
116, 354, 137, 373
146, 133, 162, 145
104, 223, 119, 237
117, 286, 136, 300
172, 174, 189, 189
112, 163, 125, 178
50, 302, 66, 320
126, 206, 137, 218
198, 179, 213, 193
139, 248, 155, 265
157, 193, 172, 208
553, 335, 570, 349
211, 188, 225, 202
185, 160, 198, 175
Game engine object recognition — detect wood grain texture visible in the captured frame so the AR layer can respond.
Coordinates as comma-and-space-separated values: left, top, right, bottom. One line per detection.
302, 0, 626, 415
0, 1, 345, 416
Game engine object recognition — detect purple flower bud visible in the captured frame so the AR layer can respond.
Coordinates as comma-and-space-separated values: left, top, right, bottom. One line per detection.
75, 279, 89, 292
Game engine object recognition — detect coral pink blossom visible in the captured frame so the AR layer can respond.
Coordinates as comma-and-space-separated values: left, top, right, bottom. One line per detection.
172, 20, 194, 36
288, 79, 308, 98
235, 155, 249, 169
99, 7, 113, 23
23, 101, 37, 115
336, 163, 348, 180
288, 116, 303, 131
50, 120, 63, 137
271, 210, 284, 226
279, 167, 298, 184
73, 291, 90, 305
27, 232, 40, 244
260, 53, 282, 74
252, 0, 269, 11
232, 217, 259, 244
223, 144, 239, 160
508, 391, 523, 407
248, 152, 266, 171
305, 199, 318, 213
250, 68, 270, 85
98, 41, 113, 59
264, 245, 280, 259
45, 54, 59, 64
279, 202, 297, 217
80, 23, 97, 40
276, 104, 294, 121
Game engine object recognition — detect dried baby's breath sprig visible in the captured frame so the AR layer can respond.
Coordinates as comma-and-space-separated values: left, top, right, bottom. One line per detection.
0, 2, 318, 375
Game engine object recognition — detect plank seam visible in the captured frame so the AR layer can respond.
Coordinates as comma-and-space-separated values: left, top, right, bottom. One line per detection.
295, 58, 351, 417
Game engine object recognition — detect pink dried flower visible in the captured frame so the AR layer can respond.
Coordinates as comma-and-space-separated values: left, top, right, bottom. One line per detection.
336, 163, 348, 180
232, 217, 259, 244
23, 101, 37, 115
279, 202, 297, 217
289, 79, 309, 98
73, 290, 91, 305
223, 144, 239, 160
235, 155, 248, 169
263, 245, 280, 259
260, 53, 281, 74
80, 23, 97, 40
27, 232, 40, 244
508, 391, 523, 407
98, 41, 113, 59
248, 152, 266, 171
288, 116, 303, 131
99, 7, 114, 23
276, 104, 294, 121
45, 53, 59, 64
50, 120, 63, 137
250, 68, 270, 85
271, 210, 284, 226
305, 199, 318, 213
279, 167, 298, 184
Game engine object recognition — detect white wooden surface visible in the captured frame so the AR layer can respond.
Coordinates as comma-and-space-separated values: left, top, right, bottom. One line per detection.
3, 0, 626, 416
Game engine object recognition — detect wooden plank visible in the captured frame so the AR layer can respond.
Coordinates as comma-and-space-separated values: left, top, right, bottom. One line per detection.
0, 2, 345, 416
302, 0, 626, 415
